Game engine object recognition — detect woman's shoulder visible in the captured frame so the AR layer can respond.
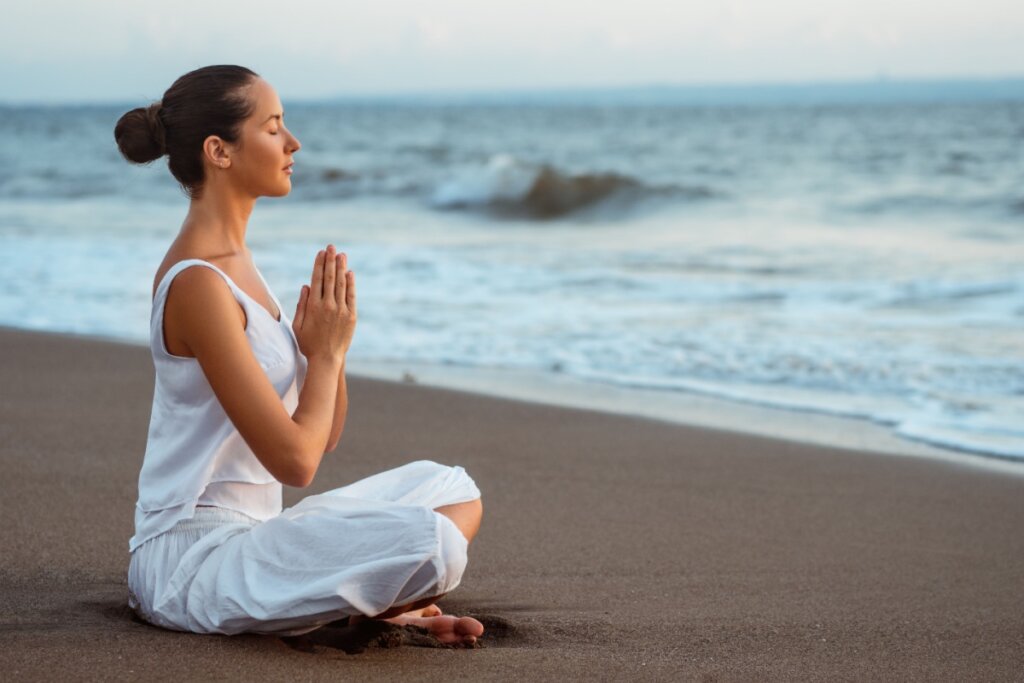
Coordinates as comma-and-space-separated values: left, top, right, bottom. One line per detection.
152, 251, 240, 299
166, 265, 247, 331
154, 254, 248, 358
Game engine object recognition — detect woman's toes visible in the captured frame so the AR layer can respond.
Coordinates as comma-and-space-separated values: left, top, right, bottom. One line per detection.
456, 615, 485, 638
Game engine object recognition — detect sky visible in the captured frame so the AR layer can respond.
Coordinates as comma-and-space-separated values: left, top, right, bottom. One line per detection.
2, 0, 1023, 103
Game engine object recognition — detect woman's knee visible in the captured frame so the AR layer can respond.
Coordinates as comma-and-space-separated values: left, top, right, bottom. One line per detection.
434, 497, 482, 545
433, 511, 472, 595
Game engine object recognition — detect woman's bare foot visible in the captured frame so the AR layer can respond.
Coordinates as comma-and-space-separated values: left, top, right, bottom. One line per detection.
382, 613, 484, 646
348, 605, 482, 646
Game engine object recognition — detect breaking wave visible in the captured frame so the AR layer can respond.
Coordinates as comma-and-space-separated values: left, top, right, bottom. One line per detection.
430, 154, 716, 218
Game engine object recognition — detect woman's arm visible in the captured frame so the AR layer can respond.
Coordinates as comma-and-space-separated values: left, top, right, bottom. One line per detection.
325, 362, 348, 453
166, 265, 345, 487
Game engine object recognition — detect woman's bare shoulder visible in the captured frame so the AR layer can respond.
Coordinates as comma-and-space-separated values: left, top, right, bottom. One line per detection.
157, 255, 246, 357
151, 248, 232, 300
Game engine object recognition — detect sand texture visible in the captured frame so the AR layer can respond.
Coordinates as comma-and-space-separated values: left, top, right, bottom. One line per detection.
0, 327, 1022, 681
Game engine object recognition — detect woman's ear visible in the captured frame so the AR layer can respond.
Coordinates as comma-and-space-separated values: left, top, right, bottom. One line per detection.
203, 135, 231, 169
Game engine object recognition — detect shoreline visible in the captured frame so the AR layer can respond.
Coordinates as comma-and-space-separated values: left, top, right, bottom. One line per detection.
9, 323, 1022, 478
347, 358, 1024, 478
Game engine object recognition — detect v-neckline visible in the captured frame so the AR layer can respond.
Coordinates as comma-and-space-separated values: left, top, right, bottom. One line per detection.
227, 267, 283, 325
235, 285, 282, 324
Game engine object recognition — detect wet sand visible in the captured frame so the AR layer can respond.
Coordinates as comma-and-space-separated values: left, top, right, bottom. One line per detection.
0, 326, 1022, 680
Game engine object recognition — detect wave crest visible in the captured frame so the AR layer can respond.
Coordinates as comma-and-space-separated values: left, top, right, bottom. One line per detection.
431, 154, 713, 218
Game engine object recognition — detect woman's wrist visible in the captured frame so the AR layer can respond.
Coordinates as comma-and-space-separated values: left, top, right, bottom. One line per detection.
307, 353, 345, 374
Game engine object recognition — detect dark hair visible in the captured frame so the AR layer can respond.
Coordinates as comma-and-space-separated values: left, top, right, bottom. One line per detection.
114, 65, 259, 199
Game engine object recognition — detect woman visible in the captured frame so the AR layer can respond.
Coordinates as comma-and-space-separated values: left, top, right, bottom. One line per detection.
114, 65, 484, 645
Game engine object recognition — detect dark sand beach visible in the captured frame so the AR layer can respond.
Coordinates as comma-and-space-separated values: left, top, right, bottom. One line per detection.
1, 325, 1022, 680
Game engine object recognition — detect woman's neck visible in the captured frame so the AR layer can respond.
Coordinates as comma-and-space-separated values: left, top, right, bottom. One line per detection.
180, 189, 256, 255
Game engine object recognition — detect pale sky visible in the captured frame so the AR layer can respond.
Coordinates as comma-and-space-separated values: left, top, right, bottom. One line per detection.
2, 0, 1023, 103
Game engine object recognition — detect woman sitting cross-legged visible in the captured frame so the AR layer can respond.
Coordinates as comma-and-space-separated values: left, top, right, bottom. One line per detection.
115, 64, 484, 645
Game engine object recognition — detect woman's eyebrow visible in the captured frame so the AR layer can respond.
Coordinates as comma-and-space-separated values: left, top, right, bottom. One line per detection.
262, 113, 283, 124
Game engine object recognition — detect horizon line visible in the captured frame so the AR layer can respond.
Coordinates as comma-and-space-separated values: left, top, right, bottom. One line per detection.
3, 73, 1023, 107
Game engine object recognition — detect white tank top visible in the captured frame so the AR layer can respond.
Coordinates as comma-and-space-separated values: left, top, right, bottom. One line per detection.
129, 259, 308, 552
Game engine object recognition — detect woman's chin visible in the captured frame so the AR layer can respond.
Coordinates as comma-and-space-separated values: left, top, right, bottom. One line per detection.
266, 181, 293, 198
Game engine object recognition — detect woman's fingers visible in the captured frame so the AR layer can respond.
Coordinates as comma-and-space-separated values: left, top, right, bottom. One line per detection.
311, 250, 325, 299
323, 245, 336, 299
309, 245, 353, 315
346, 269, 356, 313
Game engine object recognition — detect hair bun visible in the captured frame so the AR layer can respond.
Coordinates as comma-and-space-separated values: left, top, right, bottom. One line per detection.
114, 100, 167, 164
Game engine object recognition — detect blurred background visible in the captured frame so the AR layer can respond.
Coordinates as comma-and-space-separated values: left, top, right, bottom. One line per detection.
0, 1, 1021, 463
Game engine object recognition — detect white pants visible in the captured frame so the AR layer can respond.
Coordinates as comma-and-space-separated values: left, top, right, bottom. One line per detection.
128, 460, 481, 636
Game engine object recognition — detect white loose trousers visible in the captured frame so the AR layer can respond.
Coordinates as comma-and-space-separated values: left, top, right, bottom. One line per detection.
128, 460, 480, 635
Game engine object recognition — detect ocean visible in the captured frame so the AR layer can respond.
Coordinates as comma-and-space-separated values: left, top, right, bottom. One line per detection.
1, 84, 1021, 463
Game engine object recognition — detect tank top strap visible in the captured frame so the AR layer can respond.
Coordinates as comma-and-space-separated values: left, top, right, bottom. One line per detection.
150, 260, 248, 360
153, 259, 241, 309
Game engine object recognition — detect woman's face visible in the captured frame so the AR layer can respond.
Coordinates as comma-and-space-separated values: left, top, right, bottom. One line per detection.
226, 78, 301, 198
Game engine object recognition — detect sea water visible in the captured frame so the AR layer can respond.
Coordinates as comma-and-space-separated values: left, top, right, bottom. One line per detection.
0, 89, 1021, 463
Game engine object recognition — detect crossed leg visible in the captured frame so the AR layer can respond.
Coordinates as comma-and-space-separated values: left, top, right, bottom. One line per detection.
350, 498, 484, 645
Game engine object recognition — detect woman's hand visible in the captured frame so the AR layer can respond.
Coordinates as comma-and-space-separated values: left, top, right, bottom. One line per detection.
292, 244, 357, 364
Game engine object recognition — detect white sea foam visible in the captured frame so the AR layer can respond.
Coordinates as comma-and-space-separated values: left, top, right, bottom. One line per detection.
432, 154, 537, 208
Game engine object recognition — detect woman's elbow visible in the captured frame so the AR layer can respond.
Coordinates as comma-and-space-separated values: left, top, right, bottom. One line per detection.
276, 461, 316, 488
266, 443, 319, 488
249, 428, 323, 488
291, 470, 317, 488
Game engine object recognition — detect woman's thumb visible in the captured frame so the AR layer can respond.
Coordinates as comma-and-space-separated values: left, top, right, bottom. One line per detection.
293, 285, 308, 329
